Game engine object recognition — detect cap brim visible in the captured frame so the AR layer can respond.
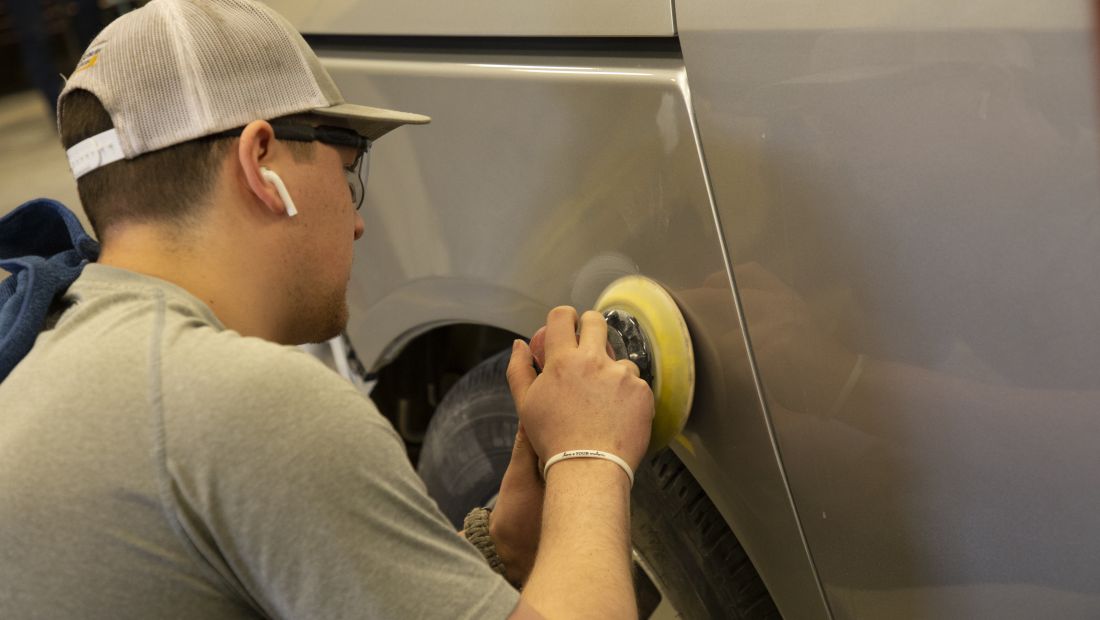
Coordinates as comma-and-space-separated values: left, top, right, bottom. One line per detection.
310, 103, 431, 141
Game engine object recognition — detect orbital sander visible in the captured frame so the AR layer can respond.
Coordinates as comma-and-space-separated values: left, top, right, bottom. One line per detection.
594, 275, 695, 456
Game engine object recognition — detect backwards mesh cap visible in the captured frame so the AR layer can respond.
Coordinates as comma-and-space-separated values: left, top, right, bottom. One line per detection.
60, 0, 429, 179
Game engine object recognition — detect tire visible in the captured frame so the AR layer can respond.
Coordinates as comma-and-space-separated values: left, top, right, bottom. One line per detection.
633, 450, 781, 619
417, 350, 518, 528
418, 349, 781, 619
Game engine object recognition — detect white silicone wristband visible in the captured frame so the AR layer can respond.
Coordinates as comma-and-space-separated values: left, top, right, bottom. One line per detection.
543, 450, 635, 487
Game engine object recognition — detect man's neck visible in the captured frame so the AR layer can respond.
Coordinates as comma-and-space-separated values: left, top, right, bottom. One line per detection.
97, 223, 286, 342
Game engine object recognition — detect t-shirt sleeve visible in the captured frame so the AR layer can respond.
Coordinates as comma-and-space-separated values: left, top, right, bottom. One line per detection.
159, 342, 519, 620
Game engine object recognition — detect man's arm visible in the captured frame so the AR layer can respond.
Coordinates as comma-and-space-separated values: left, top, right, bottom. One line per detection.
502, 307, 654, 619
520, 459, 634, 617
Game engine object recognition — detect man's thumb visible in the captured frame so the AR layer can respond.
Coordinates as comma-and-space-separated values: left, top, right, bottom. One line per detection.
510, 424, 539, 473
506, 339, 536, 410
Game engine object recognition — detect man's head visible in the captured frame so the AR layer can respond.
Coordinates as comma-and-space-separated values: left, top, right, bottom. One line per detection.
56, 0, 428, 344
59, 89, 281, 236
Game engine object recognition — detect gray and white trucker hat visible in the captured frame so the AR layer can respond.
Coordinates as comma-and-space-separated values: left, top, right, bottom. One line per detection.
60, 0, 430, 180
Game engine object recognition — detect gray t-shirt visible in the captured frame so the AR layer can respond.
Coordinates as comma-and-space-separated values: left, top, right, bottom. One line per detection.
0, 264, 519, 619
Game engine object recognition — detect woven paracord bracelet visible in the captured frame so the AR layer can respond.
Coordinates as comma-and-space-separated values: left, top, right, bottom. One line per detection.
463, 507, 507, 578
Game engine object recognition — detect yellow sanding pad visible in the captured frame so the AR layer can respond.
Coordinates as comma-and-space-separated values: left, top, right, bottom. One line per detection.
595, 275, 695, 456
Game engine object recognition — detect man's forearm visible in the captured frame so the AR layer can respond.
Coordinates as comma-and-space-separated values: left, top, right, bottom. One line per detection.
518, 459, 636, 619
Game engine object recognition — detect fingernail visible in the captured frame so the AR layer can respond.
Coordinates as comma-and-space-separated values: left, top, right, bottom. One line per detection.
513, 339, 522, 350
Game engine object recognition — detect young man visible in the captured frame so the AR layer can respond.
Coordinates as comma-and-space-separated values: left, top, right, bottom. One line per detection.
0, 1, 654, 618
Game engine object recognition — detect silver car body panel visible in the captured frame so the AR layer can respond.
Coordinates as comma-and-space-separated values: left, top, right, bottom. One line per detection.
677, 0, 1100, 617
320, 49, 829, 618
263, 0, 674, 37
294, 0, 1100, 615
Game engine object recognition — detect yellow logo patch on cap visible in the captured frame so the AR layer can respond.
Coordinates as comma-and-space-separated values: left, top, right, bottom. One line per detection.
73, 45, 103, 74
73, 54, 98, 74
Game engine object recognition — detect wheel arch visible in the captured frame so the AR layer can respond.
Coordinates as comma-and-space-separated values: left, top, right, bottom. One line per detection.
345, 278, 547, 373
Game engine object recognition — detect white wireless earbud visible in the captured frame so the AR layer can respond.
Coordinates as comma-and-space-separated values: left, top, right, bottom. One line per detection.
260, 166, 298, 217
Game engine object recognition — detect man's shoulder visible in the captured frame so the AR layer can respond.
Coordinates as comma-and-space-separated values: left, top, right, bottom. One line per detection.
168, 324, 331, 381
157, 333, 405, 512
161, 328, 395, 445
163, 330, 375, 420
61, 266, 354, 406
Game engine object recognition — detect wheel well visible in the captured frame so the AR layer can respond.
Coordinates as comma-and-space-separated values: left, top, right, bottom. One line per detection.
368, 324, 519, 466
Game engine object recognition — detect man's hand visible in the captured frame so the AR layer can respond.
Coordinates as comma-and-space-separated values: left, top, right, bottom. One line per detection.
506, 306, 652, 619
489, 422, 543, 586
507, 306, 654, 473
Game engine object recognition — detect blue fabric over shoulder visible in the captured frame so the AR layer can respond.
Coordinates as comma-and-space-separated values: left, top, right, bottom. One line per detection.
0, 198, 100, 382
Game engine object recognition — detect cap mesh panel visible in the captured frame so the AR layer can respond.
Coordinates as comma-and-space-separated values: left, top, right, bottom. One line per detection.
60, 0, 339, 157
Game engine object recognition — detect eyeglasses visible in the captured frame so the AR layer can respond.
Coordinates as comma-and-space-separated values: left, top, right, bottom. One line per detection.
213, 123, 372, 210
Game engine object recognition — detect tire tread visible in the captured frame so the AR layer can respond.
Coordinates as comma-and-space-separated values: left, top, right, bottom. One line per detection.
633, 450, 782, 620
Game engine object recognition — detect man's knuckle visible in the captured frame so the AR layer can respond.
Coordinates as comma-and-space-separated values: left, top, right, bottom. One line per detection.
581, 310, 602, 322
549, 305, 575, 319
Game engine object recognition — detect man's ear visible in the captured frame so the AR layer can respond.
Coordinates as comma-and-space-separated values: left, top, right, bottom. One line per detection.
238, 120, 294, 217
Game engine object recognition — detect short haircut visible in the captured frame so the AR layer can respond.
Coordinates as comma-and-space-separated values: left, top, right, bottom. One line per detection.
58, 90, 312, 239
